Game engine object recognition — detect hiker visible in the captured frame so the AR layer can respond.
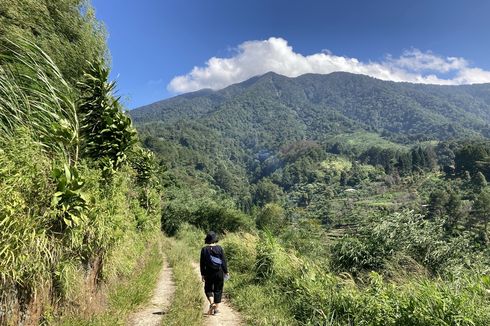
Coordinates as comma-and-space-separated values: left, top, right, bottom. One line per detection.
200, 231, 229, 315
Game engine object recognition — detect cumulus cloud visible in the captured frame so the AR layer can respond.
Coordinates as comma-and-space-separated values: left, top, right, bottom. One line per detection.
168, 37, 490, 93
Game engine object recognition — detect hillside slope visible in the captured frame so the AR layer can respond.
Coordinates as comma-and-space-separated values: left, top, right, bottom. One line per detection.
131, 72, 490, 143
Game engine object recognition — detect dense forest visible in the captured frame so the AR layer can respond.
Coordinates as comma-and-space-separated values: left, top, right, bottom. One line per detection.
131, 71, 490, 324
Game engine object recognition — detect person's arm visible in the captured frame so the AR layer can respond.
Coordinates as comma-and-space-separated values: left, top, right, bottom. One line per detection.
200, 247, 206, 279
220, 246, 228, 274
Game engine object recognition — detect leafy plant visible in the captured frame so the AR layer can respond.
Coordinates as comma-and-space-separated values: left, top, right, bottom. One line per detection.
77, 61, 136, 170
51, 164, 88, 231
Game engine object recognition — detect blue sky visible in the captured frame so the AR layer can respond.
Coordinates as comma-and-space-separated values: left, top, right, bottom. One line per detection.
91, 0, 490, 109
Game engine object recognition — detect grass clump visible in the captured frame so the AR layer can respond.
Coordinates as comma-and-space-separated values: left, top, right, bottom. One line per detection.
217, 226, 490, 326
108, 234, 163, 312
220, 232, 298, 326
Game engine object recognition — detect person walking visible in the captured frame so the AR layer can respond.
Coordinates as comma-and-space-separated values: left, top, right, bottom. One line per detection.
200, 231, 229, 315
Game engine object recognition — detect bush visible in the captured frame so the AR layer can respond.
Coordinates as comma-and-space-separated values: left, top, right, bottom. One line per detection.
221, 233, 258, 273
255, 203, 286, 233
162, 194, 253, 236
195, 202, 253, 234
330, 236, 386, 274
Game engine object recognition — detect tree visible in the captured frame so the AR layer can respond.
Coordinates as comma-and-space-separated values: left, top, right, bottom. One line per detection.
77, 61, 136, 170
454, 143, 490, 176
254, 178, 283, 206
255, 203, 286, 233
427, 189, 449, 219
474, 172, 488, 192
472, 188, 490, 243
444, 191, 463, 232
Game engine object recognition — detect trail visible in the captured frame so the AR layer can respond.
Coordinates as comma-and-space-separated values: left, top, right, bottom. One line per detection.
192, 262, 243, 326
127, 258, 175, 326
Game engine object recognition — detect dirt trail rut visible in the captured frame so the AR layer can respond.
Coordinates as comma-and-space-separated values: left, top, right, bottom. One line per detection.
192, 262, 243, 326
127, 259, 175, 326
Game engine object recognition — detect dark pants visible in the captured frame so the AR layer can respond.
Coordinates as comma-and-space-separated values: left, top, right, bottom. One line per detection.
204, 269, 224, 303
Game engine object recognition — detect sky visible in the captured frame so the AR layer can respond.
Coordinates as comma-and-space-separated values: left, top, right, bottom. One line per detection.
91, 0, 490, 109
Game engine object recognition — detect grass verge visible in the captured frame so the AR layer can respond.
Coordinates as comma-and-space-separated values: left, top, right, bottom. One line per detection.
56, 233, 164, 325
160, 235, 203, 326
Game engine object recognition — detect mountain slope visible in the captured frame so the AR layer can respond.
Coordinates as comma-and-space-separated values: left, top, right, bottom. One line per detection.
129, 72, 490, 199
131, 72, 490, 143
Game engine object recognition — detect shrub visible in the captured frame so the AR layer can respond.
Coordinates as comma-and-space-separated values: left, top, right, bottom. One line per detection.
255, 203, 286, 233
221, 233, 258, 273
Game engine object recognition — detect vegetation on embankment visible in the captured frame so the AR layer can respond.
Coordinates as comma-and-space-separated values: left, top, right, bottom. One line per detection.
0, 2, 164, 322
222, 227, 490, 325
55, 233, 164, 325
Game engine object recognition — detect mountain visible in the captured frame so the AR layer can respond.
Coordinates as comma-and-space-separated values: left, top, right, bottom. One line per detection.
130, 72, 490, 144
129, 72, 490, 198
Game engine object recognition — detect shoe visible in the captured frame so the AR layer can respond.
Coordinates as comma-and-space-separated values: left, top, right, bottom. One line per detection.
207, 303, 216, 315
213, 309, 220, 315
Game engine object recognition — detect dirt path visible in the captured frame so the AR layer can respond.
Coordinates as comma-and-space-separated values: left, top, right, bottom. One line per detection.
127, 259, 176, 326
192, 262, 243, 326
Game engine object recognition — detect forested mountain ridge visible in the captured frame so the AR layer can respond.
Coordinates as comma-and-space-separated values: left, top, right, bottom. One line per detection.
131, 71, 490, 143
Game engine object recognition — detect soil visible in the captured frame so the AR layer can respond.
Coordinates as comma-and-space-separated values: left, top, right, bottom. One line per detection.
127, 259, 175, 326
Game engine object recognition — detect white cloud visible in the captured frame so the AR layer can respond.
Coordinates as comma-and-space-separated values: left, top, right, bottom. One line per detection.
168, 37, 490, 93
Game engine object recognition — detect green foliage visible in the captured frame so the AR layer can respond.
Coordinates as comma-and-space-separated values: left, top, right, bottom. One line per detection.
0, 40, 160, 324
255, 203, 286, 233
108, 237, 163, 311
0, 135, 55, 289
56, 233, 163, 325
472, 187, 490, 242
77, 61, 136, 170
51, 164, 88, 230
132, 72, 490, 148
194, 201, 253, 234
253, 179, 283, 206
0, 0, 108, 82
331, 211, 487, 276
454, 141, 490, 178
474, 171, 488, 192
220, 230, 490, 326
129, 146, 159, 187
330, 236, 385, 274
0, 39, 80, 162
220, 232, 296, 326
128, 53, 490, 325
161, 236, 202, 326
162, 183, 252, 236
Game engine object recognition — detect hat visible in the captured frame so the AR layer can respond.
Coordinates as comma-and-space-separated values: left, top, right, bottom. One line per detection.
204, 231, 218, 244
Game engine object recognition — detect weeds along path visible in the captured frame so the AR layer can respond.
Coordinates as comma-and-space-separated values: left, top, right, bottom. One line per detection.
127, 258, 176, 326
192, 262, 243, 326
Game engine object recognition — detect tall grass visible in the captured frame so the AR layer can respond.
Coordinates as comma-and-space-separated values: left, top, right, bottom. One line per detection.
55, 233, 164, 326
0, 135, 56, 290
0, 39, 79, 162
222, 232, 297, 326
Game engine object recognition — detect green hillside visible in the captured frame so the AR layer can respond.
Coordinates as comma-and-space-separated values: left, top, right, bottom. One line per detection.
131, 71, 490, 143
0, 2, 163, 324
